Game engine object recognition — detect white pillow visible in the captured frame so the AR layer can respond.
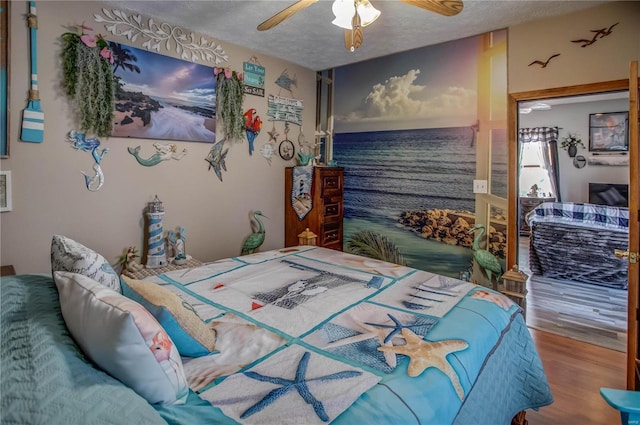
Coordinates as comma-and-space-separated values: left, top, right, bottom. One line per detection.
54, 271, 189, 405
51, 235, 121, 292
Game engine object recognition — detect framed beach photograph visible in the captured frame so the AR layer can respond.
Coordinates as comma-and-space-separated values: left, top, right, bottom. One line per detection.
109, 42, 216, 143
588, 111, 629, 152
0, 170, 12, 212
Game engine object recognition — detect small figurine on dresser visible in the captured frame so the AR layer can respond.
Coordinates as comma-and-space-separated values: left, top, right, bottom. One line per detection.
118, 246, 144, 274
168, 226, 187, 265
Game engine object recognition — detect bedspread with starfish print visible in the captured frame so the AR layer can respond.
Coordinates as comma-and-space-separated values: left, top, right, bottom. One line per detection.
145, 246, 552, 425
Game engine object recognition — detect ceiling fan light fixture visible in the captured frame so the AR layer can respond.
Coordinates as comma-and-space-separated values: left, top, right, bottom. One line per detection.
331, 0, 356, 29
356, 0, 380, 27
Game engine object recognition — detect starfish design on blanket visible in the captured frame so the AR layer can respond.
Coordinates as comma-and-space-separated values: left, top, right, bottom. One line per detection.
365, 314, 426, 344
378, 328, 468, 400
240, 351, 362, 421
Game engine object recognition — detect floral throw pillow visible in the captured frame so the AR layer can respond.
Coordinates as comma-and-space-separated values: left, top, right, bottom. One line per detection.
54, 271, 189, 405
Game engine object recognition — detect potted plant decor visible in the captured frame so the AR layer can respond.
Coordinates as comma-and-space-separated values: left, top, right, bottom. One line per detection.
214, 67, 245, 142
61, 26, 115, 138
560, 133, 584, 157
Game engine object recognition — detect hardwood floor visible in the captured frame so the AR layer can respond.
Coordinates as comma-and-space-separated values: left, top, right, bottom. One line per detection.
527, 328, 625, 425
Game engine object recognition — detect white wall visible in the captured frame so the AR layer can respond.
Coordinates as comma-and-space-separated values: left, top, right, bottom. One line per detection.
519, 98, 629, 203
1, 1, 316, 273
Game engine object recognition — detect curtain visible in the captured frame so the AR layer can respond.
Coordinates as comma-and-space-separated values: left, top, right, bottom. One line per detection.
518, 127, 561, 201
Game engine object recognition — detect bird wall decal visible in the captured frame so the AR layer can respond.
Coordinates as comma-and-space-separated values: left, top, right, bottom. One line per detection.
241, 210, 268, 255
528, 53, 560, 68
243, 108, 262, 156
571, 22, 619, 47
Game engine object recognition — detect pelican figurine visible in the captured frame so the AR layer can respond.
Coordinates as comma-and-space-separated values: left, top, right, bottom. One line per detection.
468, 224, 504, 284
241, 210, 268, 255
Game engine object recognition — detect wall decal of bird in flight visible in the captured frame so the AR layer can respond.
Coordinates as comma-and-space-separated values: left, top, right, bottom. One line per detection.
528, 54, 560, 68
571, 22, 619, 47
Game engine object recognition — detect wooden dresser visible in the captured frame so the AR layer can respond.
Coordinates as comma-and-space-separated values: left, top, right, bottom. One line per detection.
285, 166, 344, 250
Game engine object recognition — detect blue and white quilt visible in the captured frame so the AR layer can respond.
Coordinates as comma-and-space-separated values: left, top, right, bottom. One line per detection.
145, 246, 552, 424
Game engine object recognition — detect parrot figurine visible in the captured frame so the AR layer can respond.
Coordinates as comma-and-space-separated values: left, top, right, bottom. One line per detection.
243, 108, 262, 155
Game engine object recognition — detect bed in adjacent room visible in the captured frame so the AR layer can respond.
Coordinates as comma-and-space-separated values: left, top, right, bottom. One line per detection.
527, 202, 629, 289
1, 242, 552, 425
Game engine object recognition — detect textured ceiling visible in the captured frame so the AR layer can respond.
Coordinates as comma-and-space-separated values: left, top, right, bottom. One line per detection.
104, 0, 613, 71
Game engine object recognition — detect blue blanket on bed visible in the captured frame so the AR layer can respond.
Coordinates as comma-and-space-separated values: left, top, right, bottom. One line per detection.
0, 275, 165, 425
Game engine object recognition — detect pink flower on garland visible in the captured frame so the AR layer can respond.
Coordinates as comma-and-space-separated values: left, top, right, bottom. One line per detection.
80, 34, 98, 48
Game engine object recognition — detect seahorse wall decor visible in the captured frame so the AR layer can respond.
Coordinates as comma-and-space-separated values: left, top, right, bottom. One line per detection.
66, 130, 108, 191
128, 143, 187, 166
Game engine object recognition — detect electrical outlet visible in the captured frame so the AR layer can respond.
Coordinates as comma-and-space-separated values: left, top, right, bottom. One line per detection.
473, 179, 488, 194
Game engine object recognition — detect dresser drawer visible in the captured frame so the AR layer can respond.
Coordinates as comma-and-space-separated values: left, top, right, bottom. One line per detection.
321, 222, 342, 245
321, 173, 343, 196
324, 200, 342, 219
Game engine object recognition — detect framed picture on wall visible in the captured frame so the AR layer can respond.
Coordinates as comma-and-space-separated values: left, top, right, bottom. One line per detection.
588, 111, 629, 152
0, 170, 12, 212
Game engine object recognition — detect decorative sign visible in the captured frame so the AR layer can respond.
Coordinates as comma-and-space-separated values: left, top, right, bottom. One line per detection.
267, 95, 303, 126
243, 61, 265, 97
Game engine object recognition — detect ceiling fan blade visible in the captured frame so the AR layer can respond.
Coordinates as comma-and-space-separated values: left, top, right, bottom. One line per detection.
399, 0, 464, 17
344, 14, 363, 52
257, 0, 319, 31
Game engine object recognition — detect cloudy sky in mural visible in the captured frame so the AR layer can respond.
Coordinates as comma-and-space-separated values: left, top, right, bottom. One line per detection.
334, 35, 486, 133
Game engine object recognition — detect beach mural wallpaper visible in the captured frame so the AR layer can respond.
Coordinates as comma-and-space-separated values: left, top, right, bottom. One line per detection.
109, 42, 216, 143
332, 31, 507, 279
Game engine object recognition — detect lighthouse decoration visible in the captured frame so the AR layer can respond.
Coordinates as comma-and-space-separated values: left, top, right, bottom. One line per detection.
146, 195, 167, 268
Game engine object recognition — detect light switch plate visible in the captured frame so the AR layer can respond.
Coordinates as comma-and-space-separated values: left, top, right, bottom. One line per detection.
473, 179, 488, 194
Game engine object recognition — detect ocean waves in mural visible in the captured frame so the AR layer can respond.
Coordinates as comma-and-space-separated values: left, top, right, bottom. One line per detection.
334, 127, 506, 277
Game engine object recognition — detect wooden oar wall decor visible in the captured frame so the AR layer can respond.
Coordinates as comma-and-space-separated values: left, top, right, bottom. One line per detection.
21, 1, 44, 143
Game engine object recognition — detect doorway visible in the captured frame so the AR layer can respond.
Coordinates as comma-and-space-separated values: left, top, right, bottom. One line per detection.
507, 81, 632, 352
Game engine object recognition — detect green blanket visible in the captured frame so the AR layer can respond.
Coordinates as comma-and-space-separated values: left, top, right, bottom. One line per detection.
0, 275, 165, 425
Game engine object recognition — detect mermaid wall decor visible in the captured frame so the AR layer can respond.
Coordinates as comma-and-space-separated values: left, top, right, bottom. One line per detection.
128, 143, 187, 166
66, 130, 109, 191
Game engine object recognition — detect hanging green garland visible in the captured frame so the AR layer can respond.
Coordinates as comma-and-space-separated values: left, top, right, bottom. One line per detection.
214, 67, 245, 142
61, 27, 115, 138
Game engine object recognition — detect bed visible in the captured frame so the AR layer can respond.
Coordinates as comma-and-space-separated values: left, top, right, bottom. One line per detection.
527, 202, 629, 289
1, 243, 552, 425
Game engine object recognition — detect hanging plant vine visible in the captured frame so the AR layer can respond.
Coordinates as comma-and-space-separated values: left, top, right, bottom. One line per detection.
214, 67, 245, 142
61, 26, 115, 137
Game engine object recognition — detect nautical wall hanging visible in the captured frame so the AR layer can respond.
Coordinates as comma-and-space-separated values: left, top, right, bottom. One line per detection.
205, 138, 229, 182
215, 66, 245, 142
20, 1, 44, 143
571, 22, 619, 47
290, 166, 313, 220
260, 122, 278, 164
243, 57, 265, 97
61, 25, 115, 138
278, 123, 295, 161
66, 130, 108, 192
128, 143, 187, 166
94, 9, 228, 65
109, 42, 215, 143
243, 108, 262, 155
267, 95, 303, 126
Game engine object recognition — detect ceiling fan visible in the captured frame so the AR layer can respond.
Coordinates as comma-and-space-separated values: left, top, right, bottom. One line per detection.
257, 0, 464, 52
